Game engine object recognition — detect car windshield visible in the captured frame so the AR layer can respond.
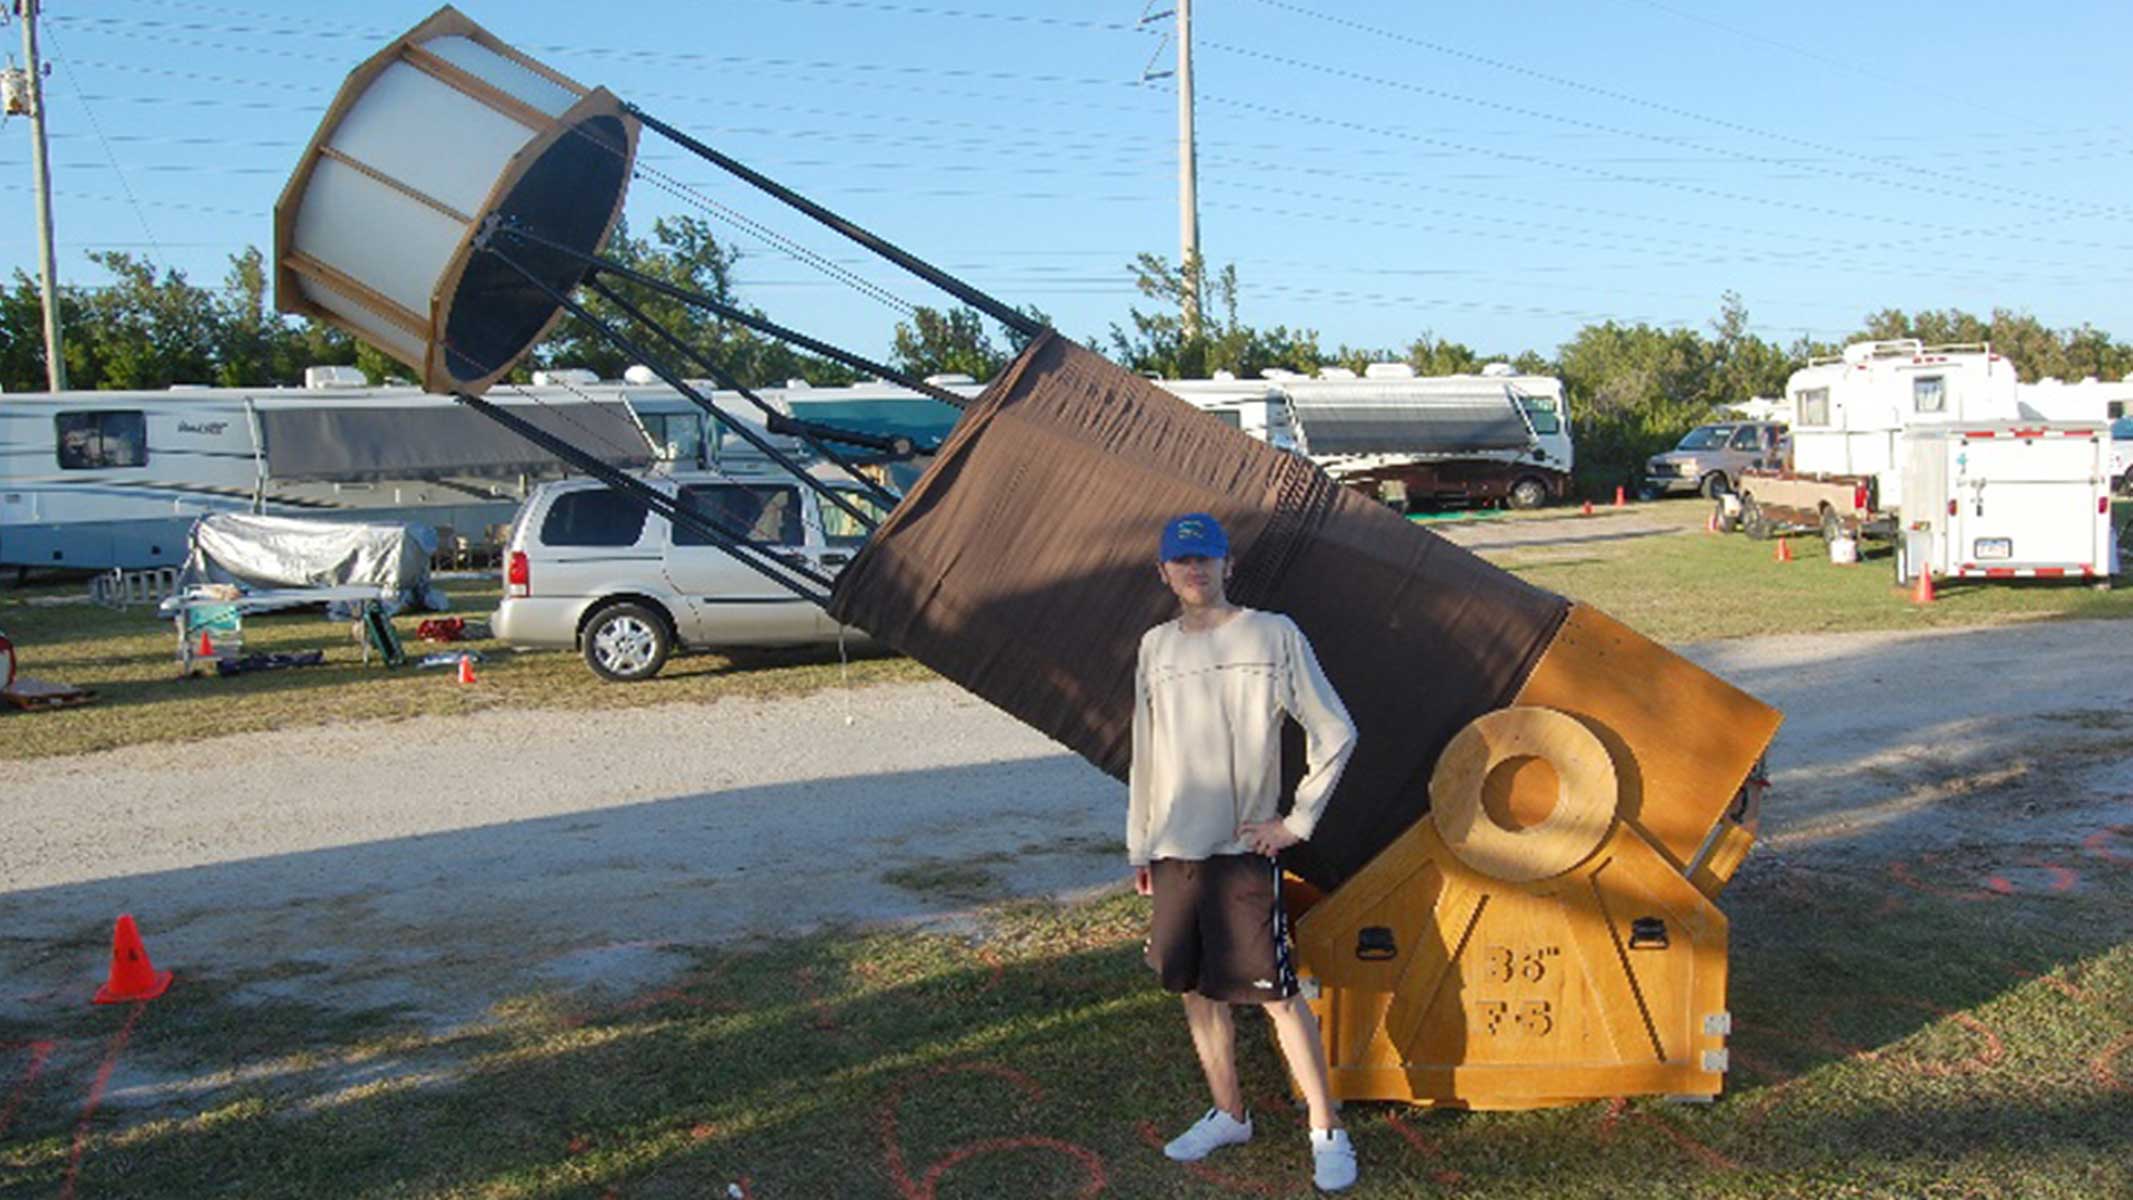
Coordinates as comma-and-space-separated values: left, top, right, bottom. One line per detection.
2112, 416, 2133, 440
1675, 426, 1732, 451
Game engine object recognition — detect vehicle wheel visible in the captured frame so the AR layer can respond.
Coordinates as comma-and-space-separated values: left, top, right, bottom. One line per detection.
1700, 472, 1731, 499
1819, 505, 1844, 543
1508, 476, 1549, 510
1740, 496, 1770, 541
582, 602, 672, 682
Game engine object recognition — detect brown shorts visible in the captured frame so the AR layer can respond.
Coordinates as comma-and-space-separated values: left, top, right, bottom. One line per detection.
1145, 854, 1298, 1004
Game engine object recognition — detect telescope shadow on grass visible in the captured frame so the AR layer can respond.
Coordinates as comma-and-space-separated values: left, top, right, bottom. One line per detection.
1, 864, 2125, 1199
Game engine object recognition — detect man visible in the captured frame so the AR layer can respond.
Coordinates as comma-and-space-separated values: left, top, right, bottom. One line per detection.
1129, 511, 1360, 1192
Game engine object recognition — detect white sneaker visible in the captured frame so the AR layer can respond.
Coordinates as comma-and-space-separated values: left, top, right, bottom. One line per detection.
1310, 1127, 1357, 1192
1163, 1107, 1253, 1161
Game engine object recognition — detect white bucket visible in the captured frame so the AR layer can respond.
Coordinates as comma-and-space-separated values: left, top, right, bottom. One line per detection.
1827, 535, 1858, 565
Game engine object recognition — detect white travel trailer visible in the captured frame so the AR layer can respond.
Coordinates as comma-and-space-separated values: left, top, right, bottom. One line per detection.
1729, 340, 2020, 540
0, 368, 987, 574
1896, 422, 2115, 585
1160, 363, 1574, 510
0, 374, 655, 573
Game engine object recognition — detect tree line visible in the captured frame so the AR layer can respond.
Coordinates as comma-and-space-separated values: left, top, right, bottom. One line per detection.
6, 230, 2129, 491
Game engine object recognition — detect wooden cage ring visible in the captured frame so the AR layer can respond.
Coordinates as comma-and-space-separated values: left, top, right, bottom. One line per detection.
1429, 706, 1619, 883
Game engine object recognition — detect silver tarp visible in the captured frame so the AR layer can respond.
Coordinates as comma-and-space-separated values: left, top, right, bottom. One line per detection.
180, 513, 445, 615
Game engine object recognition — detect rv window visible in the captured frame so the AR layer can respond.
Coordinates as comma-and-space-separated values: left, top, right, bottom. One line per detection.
821, 487, 893, 548
1797, 389, 1830, 426
539, 488, 648, 547
54, 411, 148, 470
1516, 396, 1561, 435
1204, 409, 1244, 430
1913, 376, 1946, 414
675, 483, 802, 547
641, 413, 704, 464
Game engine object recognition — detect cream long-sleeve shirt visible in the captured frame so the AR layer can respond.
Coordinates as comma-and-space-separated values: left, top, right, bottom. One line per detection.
1127, 608, 1357, 866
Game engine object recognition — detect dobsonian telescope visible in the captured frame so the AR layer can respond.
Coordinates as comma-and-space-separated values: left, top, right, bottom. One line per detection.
276, 6, 1780, 1110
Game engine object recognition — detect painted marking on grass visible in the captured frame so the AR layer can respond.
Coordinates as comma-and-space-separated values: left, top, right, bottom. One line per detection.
1812, 996, 2005, 1077
1596, 1096, 1740, 1172
1887, 855, 2005, 902
1382, 1112, 1463, 1188
2003, 960, 2098, 1006
61, 1002, 144, 1200
879, 1062, 1106, 1200
0, 1040, 56, 1139
1134, 1121, 1293, 1196
2083, 824, 2132, 866
2092, 1033, 2133, 1093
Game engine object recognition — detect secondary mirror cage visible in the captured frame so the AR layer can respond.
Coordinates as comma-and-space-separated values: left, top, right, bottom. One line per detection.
275, 4, 1043, 605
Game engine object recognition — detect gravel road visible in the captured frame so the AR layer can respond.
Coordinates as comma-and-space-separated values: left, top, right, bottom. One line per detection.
4, 617, 2129, 1029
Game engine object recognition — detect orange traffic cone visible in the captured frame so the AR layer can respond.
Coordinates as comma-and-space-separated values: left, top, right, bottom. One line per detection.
1775, 537, 1793, 564
196, 629, 215, 659
1911, 565, 1936, 605
1581, 499, 1594, 516
1613, 485, 1627, 507
93, 914, 173, 1004
457, 654, 477, 684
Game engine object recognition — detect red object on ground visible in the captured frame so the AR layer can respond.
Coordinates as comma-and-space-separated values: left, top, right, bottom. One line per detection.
416, 617, 467, 643
1613, 486, 1627, 507
92, 915, 173, 1005
196, 630, 214, 659
1775, 538, 1793, 564
457, 654, 477, 685
1911, 566, 1936, 604
1581, 500, 1594, 516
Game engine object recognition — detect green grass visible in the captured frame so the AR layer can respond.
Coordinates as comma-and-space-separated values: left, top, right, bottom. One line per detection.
5, 500, 2128, 759
0, 579, 931, 761
3, 858, 2128, 1199
1488, 498, 2133, 643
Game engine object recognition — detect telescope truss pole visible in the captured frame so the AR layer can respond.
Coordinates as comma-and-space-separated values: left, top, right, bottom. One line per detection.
479, 240, 887, 536
623, 103, 1046, 343
493, 220, 975, 410
449, 390, 835, 604
579, 274, 901, 513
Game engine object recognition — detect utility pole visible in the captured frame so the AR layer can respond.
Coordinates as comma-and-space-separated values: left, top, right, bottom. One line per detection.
1175, 0, 1201, 342
13, 0, 66, 390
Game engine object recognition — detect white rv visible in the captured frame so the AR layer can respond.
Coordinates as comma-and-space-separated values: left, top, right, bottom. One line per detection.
1, 368, 981, 575
1728, 340, 2019, 541
1160, 363, 1574, 510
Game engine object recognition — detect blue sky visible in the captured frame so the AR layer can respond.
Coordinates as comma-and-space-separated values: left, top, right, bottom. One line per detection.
4, 0, 2129, 370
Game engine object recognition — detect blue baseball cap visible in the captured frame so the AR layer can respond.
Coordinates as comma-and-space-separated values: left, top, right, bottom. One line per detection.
1160, 512, 1230, 561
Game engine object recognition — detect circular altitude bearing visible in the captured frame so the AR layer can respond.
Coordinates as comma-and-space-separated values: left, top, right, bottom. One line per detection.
1429, 706, 1619, 883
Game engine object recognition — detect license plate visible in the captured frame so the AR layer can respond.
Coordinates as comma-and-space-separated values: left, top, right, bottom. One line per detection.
1974, 537, 2012, 560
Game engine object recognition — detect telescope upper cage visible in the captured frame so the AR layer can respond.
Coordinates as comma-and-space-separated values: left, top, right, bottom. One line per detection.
272, 5, 638, 395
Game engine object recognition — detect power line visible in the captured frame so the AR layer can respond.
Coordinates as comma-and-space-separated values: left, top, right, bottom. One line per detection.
1194, 38, 2131, 225
1236, 0, 2120, 221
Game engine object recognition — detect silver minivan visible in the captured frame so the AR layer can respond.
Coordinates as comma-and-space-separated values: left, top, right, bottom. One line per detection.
494, 468, 889, 681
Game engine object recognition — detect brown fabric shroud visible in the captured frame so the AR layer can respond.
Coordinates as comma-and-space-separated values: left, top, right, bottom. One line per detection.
828, 334, 1568, 891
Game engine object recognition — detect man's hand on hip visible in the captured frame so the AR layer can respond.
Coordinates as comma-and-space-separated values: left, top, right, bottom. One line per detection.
1237, 820, 1301, 857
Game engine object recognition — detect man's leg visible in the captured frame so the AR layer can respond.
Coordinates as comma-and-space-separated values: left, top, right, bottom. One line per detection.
1265, 996, 1339, 1131
1180, 991, 1245, 1120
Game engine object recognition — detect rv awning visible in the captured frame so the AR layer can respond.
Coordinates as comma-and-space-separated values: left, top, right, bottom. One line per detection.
1286, 383, 1533, 456
256, 402, 653, 482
